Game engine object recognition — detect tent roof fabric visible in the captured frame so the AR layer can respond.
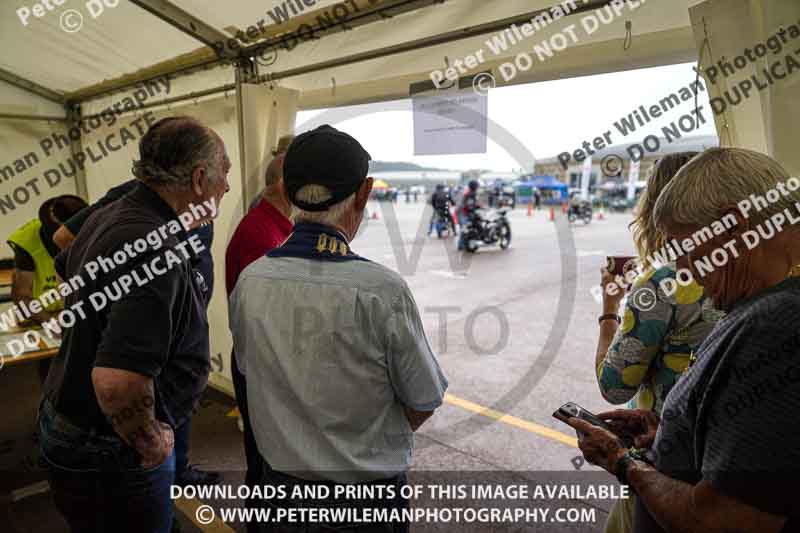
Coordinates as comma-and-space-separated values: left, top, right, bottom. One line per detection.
1, 0, 697, 112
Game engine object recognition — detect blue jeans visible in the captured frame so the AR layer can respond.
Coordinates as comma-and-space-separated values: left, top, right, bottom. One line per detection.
38, 399, 176, 533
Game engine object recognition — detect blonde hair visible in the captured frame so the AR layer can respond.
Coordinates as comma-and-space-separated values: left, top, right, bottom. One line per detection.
653, 148, 797, 230
631, 152, 698, 269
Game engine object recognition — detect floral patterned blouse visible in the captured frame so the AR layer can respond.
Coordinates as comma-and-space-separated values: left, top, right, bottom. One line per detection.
597, 264, 724, 413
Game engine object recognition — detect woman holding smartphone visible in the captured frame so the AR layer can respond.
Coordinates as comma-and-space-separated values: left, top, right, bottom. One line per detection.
593, 152, 723, 533
572, 147, 800, 533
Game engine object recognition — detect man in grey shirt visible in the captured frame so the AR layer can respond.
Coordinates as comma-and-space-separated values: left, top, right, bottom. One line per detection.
229, 125, 448, 532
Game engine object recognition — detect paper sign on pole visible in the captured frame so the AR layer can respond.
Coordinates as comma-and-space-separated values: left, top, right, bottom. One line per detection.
580, 157, 592, 200
627, 160, 640, 201
412, 89, 488, 155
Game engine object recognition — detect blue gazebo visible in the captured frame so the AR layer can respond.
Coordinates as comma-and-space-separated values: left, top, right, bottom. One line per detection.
516, 176, 568, 205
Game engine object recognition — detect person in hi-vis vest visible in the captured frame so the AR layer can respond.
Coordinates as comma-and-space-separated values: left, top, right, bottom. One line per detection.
7, 195, 87, 324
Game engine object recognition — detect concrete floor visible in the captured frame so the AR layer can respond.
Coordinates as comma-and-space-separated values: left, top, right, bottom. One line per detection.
1, 202, 637, 532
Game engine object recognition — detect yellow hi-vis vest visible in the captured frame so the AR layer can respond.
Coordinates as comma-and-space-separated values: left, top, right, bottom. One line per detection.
7, 219, 62, 313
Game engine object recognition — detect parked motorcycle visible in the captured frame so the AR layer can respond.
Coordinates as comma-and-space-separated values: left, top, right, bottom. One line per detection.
462, 208, 511, 253
568, 201, 593, 224
434, 207, 457, 238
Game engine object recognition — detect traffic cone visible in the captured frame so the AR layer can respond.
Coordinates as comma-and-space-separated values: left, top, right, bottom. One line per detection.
527, 201, 533, 217
371, 210, 379, 220
562, 202, 568, 214
597, 207, 605, 221
549, 206, 555, 222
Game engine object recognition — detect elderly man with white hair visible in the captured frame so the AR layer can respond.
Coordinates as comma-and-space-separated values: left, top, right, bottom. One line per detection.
568, 147, 800, 533
229, 125, 448, 532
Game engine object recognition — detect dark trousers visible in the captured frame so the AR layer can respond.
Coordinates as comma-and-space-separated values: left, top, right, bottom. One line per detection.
232, 350, 264, 532
38, 399, 175, 533
253, 467, 410, 533
174, 418, 190, 476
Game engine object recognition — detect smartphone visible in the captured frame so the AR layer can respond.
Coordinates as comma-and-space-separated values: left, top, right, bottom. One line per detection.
553, 402, 634, 447
553, 402, 613, 431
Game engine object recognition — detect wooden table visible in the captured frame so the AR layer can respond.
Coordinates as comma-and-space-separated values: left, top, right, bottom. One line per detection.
0, 326, 59, 370
0, 269, 12, 303
2, 347, 58, 369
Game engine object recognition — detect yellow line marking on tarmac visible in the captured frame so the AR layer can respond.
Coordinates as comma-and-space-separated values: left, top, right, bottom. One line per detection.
175, 496, 235, 532
443, 393, 578, 448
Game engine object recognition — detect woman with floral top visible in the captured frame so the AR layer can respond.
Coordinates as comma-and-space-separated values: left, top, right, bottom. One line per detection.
594, 152, 724, 533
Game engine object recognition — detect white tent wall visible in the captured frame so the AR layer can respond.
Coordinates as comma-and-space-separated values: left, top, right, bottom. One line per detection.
80, 95, 242, 393
0, 79, 75, 258
689, 0, 800, 175
78, 66, 238, 201
0, 118, 80, 258
80, 68, 235, 122
764, 1, 800, 176
238, 85, 299, 208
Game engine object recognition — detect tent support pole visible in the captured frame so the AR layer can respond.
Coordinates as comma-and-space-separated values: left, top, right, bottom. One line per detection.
64, 106, 89, 201
0, 113, 66, 122
78, 84, 236, 121
234, 59, 258, 214
129, 0, 237, 57
0, 67, 63, 104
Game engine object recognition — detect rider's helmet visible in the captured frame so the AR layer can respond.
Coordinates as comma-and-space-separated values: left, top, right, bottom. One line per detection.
468, 180, 479, 191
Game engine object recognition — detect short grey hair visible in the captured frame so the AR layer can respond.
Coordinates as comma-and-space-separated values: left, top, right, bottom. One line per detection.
653, 147, 798, 229
132, 116, 223, 186
291, 184, 356, 227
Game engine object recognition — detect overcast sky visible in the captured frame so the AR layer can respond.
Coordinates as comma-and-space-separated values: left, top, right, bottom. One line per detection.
297, 62, 717, 172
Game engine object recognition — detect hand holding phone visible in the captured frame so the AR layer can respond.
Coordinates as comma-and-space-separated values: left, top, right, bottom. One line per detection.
553, 402, 634, 447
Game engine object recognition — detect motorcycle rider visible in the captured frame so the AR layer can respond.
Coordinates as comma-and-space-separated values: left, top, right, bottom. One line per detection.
568, 191, 582, 216
457, 180, 482, 250
427, 184, 455, 236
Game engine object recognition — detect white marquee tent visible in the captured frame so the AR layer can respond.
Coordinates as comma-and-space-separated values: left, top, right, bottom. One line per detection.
1, 0, 797, 392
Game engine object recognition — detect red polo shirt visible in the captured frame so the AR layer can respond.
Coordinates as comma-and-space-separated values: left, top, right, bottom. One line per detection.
225, 198, 293, 295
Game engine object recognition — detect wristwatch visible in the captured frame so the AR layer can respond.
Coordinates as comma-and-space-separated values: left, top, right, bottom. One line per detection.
628, 447, 654, 466
615, 451, 636, 487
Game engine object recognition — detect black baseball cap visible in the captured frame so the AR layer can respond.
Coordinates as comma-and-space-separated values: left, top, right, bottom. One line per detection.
283, 125, 371, 212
